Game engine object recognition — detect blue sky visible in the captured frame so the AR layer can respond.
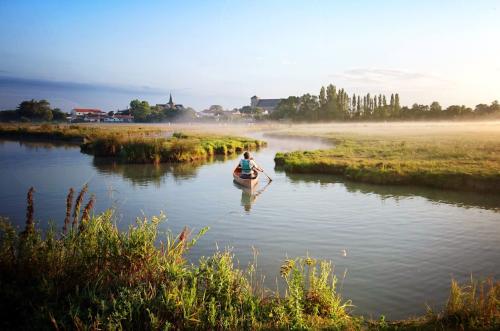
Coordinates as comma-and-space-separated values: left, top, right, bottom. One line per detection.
1, 0, 499, 111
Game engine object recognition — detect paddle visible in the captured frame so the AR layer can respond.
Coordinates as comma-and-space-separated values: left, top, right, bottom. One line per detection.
260, 169, 273, 182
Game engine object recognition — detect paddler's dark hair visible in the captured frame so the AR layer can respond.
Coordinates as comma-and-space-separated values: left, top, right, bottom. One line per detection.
243, 151, 250, 159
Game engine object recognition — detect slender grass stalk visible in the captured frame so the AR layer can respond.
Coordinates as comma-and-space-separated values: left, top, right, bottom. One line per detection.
79, 194, 95, 231
72, 184, 88, 229
62, 188, 74, 234
23, 186, 35, 234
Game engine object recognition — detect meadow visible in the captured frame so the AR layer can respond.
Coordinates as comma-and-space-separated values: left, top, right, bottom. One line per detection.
0, 187, 498, 330
272, 121, 500, 193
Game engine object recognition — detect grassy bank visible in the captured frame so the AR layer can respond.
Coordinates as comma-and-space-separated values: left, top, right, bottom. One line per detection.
0, 123, 266, 163
81, 132, 265, 163
0, 123, 162, 142
0, 188, 498, 330
273, 126, 500, 193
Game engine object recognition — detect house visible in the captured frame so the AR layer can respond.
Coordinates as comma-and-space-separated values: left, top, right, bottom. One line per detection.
156, 93, 185, 111
113, 114, 134, 122
71, 108, 106, 121
250, 96, 282, 113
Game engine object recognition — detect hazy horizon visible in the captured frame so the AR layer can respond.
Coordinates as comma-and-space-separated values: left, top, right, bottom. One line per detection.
1, 0, 499, 111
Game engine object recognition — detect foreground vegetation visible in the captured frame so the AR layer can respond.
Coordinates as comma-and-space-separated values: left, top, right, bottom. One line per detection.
274, 128, 500, 193
0, 123, 265, 163
0, 188, 498, 330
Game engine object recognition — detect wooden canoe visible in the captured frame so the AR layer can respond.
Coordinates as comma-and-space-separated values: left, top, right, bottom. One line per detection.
233, 167, 259, 188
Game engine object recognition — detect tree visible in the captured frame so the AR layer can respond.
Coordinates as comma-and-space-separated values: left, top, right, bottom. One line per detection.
17, 99, 53, 121
298, 94, 319, 120
52, 108, 67, 121
319, 86, 327, 110
129, 99, 151, 122
430, 101, 442, 118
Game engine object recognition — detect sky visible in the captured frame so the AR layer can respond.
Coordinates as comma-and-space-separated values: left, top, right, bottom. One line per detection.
0, 0, 499, 111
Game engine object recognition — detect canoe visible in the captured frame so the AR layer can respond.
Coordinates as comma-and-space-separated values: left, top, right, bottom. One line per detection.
233, 167, 259, 188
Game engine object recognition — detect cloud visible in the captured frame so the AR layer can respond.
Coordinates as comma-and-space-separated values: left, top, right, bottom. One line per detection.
0, 75, 193, 111
330, 68, 450, 88
0, 75, 169, 95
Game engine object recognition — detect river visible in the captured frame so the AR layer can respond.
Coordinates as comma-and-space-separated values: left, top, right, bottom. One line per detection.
0, 134, 499, 319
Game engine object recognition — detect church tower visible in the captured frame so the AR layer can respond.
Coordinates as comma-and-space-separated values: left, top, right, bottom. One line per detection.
168, 93, 175, 109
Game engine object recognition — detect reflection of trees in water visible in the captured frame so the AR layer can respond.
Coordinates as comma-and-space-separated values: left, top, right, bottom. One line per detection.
279, 171, 500, 212
0, 138, 78, 151
92, 154, 239, 186
92, 159, 198, 186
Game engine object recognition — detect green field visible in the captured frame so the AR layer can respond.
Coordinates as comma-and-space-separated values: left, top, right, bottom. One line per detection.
273, 122, 500, 193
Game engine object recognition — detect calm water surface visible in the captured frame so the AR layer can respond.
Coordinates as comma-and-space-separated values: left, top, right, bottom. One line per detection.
0, 135, 499, 319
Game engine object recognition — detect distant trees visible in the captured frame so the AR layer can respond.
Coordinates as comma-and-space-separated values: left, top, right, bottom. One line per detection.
270, 84, 500, 122
0, 99, 67, 122
128, 99, 197, 123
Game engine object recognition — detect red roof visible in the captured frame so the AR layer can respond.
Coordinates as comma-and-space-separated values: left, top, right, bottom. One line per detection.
73, 108, 104, 113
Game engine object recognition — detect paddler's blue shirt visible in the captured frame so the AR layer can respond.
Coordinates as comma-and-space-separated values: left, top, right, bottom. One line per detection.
240, 159, 257, 174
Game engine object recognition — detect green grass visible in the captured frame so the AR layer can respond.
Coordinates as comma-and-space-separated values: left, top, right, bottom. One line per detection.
81, 133, 265, 163
0, 123, 266, 163
0, 187, 498, 330
274, 132, 500, 193
0, 123, 162, 142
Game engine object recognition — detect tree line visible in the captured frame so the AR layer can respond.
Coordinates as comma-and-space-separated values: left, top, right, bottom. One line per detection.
125, 99, 197, 122
0, 99, 67, 122
270, 84, 500, 121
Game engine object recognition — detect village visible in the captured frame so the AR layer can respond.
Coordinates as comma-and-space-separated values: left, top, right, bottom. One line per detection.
70, 94, 281, 123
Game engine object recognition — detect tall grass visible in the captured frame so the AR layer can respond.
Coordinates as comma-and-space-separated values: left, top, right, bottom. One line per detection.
0, 188, 352, 330
0, 188, 498, 330
274, 134, 500, 193
0, 123, 266, 164
81, 132, 266, 163
0, 123, 162, 142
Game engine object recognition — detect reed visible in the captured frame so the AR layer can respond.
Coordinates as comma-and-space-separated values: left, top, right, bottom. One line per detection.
62, 188, 74, 233
0, 188, 498, 330
71, 184, 88, 229
79, 194, 95, 230
23, 187, 35, 234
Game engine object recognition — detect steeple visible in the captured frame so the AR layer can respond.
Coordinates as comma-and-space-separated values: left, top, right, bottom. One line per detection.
168, 93, 174, 108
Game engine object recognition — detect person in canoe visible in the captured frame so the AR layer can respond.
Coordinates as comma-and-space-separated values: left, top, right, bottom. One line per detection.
237, 151, 263, 179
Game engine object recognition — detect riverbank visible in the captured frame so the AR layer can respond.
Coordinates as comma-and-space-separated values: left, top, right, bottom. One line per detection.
0, 188, 498, 330
272, 123, 500, 193
0, 123, 163, 142
0, 123, 266, 163
81, 132, 265, 163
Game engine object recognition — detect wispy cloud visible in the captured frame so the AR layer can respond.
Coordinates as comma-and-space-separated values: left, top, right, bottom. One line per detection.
0, 75, 169, 95
0, 75, 191, 111
330, 68, 452, 88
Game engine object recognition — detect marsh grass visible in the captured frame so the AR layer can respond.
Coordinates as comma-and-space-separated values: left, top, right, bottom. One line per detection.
0, 123, 266, 163
274, 132, 500, 193
0, 188, 498, 330
0, 123, 162, 142
81, 132, 266, 163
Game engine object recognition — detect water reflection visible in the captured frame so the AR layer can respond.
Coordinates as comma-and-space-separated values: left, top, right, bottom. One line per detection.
280, 171, 500, 212
92, 154, 239, 186
233, 181, 271, 212
0, 137, 78, 150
